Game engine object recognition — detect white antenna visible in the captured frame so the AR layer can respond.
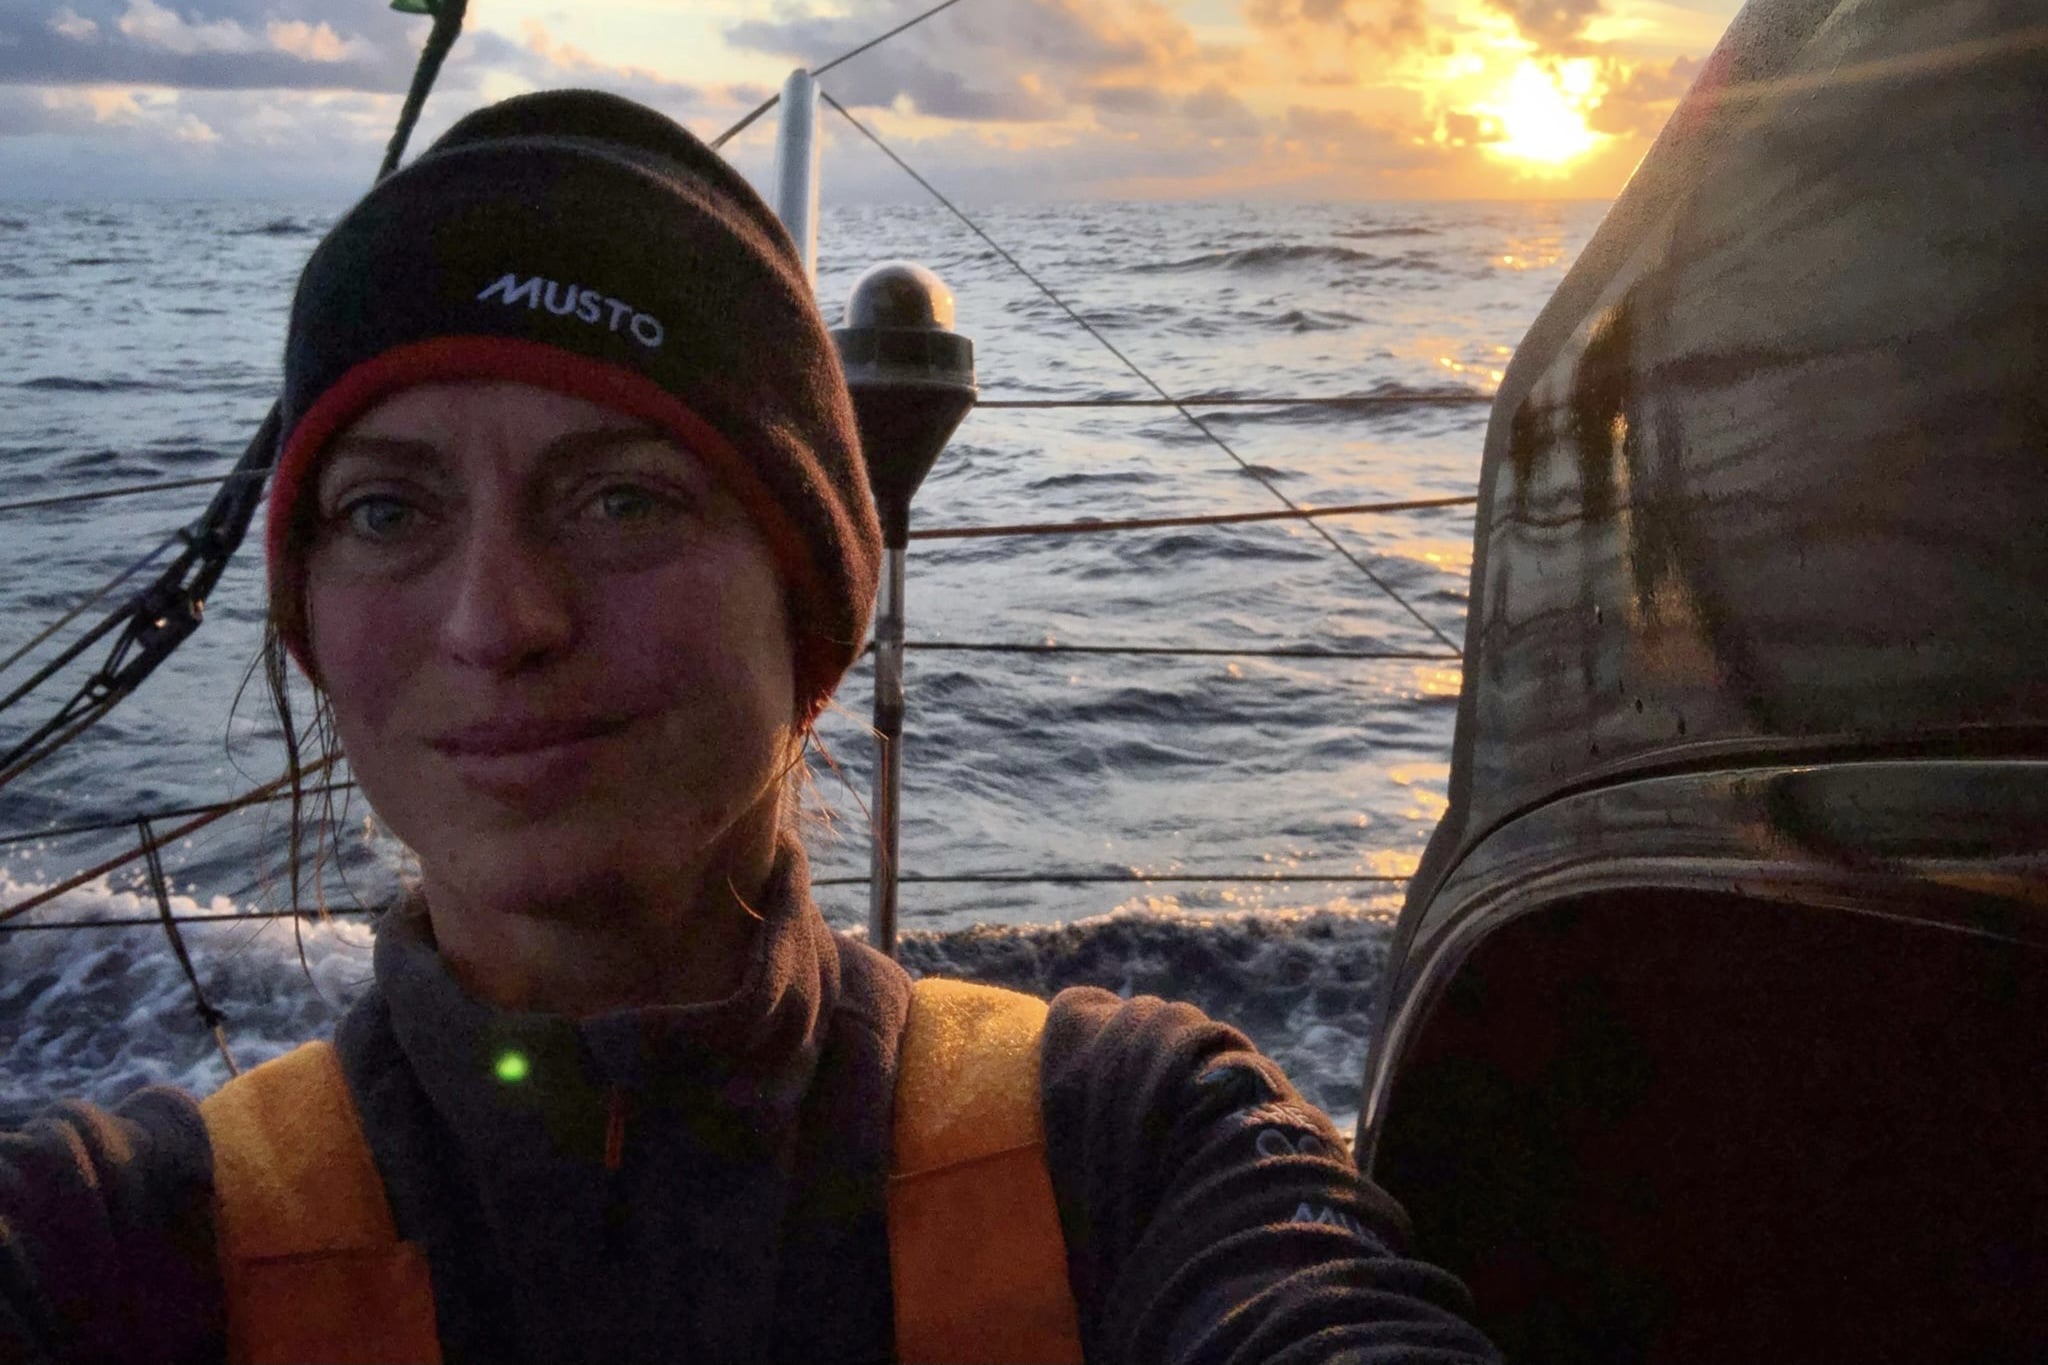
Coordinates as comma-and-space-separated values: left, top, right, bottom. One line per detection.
770, 69, 821, 283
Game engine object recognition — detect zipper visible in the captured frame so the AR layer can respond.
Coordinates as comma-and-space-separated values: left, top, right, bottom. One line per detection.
604, 1083, 627, 1172
603, 1083, 629, 1249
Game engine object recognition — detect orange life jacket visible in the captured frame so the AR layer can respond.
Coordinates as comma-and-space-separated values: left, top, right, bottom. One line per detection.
200, 976, 1083, 1365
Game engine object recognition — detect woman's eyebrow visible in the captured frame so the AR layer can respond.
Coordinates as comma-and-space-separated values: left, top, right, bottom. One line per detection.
322, 434, 442, 466
316, 435, 446, 497
539, 425, 678, 466
316, 426, 691, 492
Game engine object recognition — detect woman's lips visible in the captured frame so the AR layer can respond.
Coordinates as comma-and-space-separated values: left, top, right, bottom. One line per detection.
428, 714, 637, 797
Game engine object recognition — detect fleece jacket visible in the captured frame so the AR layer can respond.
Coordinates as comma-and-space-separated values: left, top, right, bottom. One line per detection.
0, 841, 1501, 1364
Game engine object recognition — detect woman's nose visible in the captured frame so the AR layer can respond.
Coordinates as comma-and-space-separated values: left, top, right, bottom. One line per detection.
437, 521, 575, 673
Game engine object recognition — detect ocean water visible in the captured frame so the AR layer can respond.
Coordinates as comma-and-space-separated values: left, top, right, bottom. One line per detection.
0, 196, 1605, 1131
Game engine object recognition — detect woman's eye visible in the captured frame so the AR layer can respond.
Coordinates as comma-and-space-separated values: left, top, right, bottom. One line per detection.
584, 483, 679, 526
340, 495, 417, 540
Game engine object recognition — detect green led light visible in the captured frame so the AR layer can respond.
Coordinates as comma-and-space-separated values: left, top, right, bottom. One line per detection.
494, 1050, 531, 1085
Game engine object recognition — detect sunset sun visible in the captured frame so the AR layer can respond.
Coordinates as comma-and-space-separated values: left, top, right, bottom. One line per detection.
1478, 59, 1606, 171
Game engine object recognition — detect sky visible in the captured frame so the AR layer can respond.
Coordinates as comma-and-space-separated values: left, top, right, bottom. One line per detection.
0, 0, 1743, 201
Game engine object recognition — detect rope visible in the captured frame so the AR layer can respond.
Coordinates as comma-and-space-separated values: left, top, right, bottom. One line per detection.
0, 780, 357, 851
710, 0, 973, 149
0, 701, 123, 793
0, 528, 185, 680
818, 91, 1464, 656
0, 596, 129, 714
0, 756, 341, 926
911, 494, 1477, 542
140, 817, 239, 1075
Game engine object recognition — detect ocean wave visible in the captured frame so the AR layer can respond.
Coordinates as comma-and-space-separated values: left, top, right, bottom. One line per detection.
1264, 307, 1365, 332
0, 871, 1389, 1131
899, 899, 1394, 1123
1334, 225, 1440, 240
1114, 527, 1325, 567
1137, 244, 1442, 274
18, 376, 162, 393
1180, 387, 1494, 428
1026, 469, 1162, 493
230, 217, 315, 237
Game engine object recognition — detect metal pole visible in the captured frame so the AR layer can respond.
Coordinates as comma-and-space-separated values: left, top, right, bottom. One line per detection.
770, 68, 820, 283
868, 543, 906, 956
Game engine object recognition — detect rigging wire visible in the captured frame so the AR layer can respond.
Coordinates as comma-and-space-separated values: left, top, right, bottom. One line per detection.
909, 494, 1478, 542
0, 2, 471, 795
817, 90, 1465, 657
0, 474, 256, 519
0, 780, 358, 851
0, 452, 1481, 523
975, 394, 1493, 410
710, 0, 973, 149
899, 642, 1458, 661
815, 872, 1409, 886
0, 472, 1477, 531
0, 629, 1460, 854
0, 527, 186, 684
0, 755, 342, 927
139, 816, 240, 1076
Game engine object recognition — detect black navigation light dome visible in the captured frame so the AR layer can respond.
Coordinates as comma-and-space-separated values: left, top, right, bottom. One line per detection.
831, 261, 976, 546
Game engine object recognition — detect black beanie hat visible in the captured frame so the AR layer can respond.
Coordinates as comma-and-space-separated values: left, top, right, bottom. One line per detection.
267, 88, 880, 717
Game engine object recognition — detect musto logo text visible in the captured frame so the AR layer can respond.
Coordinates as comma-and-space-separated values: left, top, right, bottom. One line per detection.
476, 273, 665, 349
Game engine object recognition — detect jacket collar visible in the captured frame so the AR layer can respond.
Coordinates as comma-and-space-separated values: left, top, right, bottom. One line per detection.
370, 837, 844, 1168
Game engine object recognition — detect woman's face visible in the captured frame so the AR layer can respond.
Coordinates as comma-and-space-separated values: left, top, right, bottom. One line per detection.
302, 380, 797, 918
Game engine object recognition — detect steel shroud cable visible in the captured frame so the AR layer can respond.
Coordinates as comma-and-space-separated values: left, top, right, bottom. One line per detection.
817, 89, 1464, 657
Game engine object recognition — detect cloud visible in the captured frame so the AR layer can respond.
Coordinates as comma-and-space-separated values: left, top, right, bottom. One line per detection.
467, 21, 773, 140
48, 8, 98, 41
726, 0, 1224, 124
1083, 84, 1169, 117
1586, 51, 1695, 133
267, 19, 374, 65
1240, 0, 1444, 85
1484, 0, 1606, 50
117, 0, 263, 56
1436, 107, 1503, 144
1278, 102, 1439, 168
514, 20, 708, 103
1182, 81, 1260, 133
1, 2, 413, 91
0, 0, 1727, 201
0, 5, 775, 200
1084, 78, 1262, 134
